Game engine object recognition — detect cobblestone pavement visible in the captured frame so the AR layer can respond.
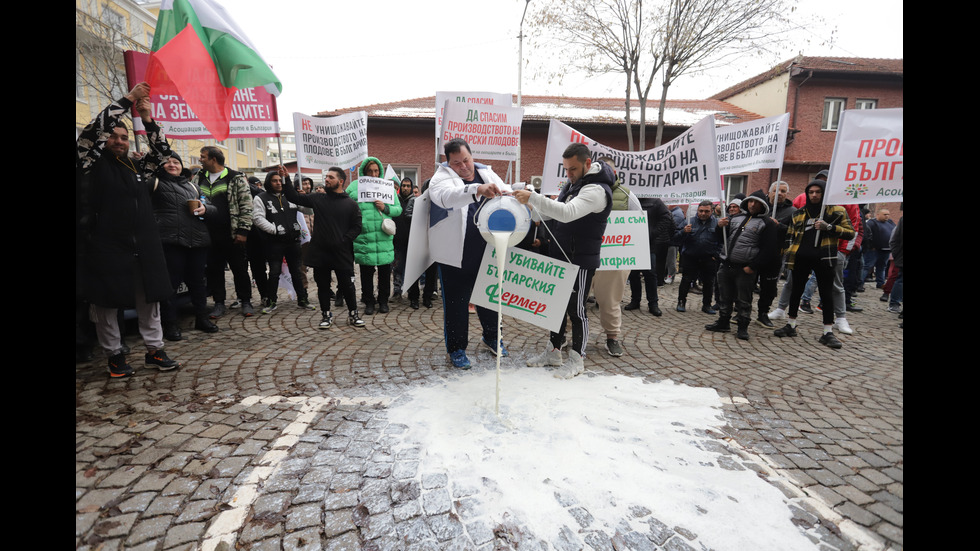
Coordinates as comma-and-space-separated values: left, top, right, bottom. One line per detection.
76, 276, 903, 550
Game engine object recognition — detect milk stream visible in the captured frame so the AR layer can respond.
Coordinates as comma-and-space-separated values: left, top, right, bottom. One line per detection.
492, 231, 512, 415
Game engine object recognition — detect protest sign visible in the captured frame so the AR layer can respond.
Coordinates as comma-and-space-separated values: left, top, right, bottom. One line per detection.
825, 108, 903, 205
597, 215, 651, 271
435, 91, 512, 141
403, 191, 433, 288
541, 117, 722, 204
124, 50, 279, 139
293, 111, 368, 171
439, 100, 524, 161
471, 247, 577, 333
356, 176, 396, 205
716, 113, 789, 175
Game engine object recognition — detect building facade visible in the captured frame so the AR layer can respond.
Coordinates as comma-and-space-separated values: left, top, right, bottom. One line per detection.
710, 56, 903, 209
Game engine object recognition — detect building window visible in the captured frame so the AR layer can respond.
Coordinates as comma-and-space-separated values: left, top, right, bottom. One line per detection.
723, 176, 746, 204
822, 98, 846, 131
856, 98, 878, 110
102, 7, 126, 33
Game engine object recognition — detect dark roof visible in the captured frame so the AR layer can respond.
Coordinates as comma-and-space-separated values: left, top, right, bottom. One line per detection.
709, 56, 904, 100
316, 95, 763, 128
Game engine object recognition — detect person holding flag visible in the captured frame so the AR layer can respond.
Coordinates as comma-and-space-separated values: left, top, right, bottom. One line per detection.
146, 0, 282, 141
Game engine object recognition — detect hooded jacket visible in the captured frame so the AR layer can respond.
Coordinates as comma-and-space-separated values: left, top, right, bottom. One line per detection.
345, 156, 402, 266
782, 180, 855, 269
720, 193, 776, 271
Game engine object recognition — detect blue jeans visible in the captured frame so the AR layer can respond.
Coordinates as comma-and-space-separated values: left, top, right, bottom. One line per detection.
889, 267, 903, 306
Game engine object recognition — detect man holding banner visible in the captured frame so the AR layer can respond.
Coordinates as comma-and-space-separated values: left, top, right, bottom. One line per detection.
514, 144, 614, 379
428, 139, 508, 369
773, 180, 854, 349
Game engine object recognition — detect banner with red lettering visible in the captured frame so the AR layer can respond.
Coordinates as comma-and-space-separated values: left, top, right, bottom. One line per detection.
541, 118, 722, 204
597, 215, 651, 271
716, 113, 789, 175
124, 51, 279, 139
439, 101, 524, 161
293, 111, 368, 171
435, 91, 512, 141
471, 246, 577, 333
825, 108, 903, 205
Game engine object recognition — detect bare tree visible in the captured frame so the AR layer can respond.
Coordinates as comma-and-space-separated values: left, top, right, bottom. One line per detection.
76, 7, 149, 112
529, 0, 662, 151
528, 0, 797, 149
653, 0, 793, 146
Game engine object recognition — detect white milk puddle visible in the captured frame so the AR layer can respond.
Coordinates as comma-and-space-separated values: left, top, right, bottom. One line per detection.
387, 369, 821, 550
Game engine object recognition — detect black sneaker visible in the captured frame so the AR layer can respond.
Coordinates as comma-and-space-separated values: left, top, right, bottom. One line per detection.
319, 312, 333, 330
364, 303, 375, 316
818, 332, 842, 349
702, 304, 716, 315
676, 299, 686, 312
774, 323, 798, 338
756, 314, 774, 328
241, 301, 256, 317
348, 311, 366, 328
704, 318, 730, 332
195, 317, 219, 333
107, 353, 134, 379
298, 298, 316, 311
145, 350, 180, 371
846, 302, 863, 312
799, 301, 813, 314
624, 301, 641, 311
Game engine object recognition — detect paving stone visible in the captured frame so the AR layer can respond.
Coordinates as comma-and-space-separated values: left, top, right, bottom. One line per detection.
323, 508, 356, 538
283, 527, 323, 551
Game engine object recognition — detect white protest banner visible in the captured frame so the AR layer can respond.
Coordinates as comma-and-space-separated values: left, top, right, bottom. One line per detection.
541, 117, 723, 204
125, 51, 279, 139
597, 215, 651, 271
293, 111, 368, 171
471, 247, 577, 333
435, 91, 512, 140
439, 100, 524, 161
356, 176, 396, 205
825, 108, 903, 205
716, 113, 790, 175
403, 191, 433, 288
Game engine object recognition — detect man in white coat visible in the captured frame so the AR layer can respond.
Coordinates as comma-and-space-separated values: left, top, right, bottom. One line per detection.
427, 138, 508, 369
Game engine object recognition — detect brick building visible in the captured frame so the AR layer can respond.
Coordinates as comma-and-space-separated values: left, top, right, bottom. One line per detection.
710, 56, 904, 210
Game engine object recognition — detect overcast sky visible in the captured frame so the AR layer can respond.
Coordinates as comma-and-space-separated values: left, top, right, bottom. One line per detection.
229, 0, 903, 131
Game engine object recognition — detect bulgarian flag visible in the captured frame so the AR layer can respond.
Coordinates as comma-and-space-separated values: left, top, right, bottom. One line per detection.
146, 0, 281, 140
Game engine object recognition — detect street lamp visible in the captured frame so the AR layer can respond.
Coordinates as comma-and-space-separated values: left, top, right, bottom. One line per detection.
516, 0, 530, 186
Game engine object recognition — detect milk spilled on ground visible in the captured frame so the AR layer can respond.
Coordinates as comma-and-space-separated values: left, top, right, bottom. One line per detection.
491, 231, 512, 415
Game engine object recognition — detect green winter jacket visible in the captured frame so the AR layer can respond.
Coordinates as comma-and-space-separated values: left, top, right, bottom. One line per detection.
346, 156, 402, 266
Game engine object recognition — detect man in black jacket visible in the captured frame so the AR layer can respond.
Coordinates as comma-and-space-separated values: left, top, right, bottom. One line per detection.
76, 82, 180, 378
514, 144, 613, 379
280, 166, 365, 329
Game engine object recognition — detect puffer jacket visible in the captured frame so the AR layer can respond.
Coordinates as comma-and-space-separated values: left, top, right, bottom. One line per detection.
151, 174, 211, 249
345, 156, 402, 266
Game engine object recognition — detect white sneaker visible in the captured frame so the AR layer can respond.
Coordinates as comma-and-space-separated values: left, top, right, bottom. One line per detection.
527, 347, 563, 367
834, 318, 853, 335
554, 351, 585, 379
768, 308, 787, 320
